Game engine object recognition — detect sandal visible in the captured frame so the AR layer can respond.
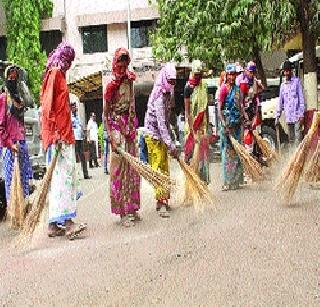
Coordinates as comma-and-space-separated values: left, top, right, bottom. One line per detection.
121, 216, 135, 227
48, 224, 65, 238
221, 184, 231, 191
65, 223, 87, 240
159, 206, 170, 218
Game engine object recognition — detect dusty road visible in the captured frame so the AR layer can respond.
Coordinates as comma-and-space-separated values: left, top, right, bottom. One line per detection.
0, 161, 320, 306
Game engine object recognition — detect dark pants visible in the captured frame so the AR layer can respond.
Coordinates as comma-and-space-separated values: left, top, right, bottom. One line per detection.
288, 123, 301, 145
75, 140, 89, 178
89, 141, 99, 167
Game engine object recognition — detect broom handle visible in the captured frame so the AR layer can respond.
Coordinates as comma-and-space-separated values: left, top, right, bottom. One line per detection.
276, 125, 281, 156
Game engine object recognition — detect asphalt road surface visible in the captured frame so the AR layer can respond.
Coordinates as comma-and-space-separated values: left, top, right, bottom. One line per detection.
0, 160, 320, 306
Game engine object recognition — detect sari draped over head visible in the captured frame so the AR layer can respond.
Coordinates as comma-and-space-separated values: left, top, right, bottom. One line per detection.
184, 60, 209, 184
104, 48, 140, 216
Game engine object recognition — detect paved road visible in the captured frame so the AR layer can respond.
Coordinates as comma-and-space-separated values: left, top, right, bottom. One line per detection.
0, 160, 320, 306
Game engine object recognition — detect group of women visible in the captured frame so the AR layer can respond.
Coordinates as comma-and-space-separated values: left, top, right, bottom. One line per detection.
0, 42, 264, 236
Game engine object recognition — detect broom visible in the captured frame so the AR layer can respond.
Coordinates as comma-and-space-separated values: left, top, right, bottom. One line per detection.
183, 141, 201, 206
116, 148, 174, 199
304, 140, 320, 183
7, 153, 26, 229
276, 112, 320, 203
22, 146, 60, 237
178, 157, 214, 211
253, 130, 279, 165
229, 136, 264, 182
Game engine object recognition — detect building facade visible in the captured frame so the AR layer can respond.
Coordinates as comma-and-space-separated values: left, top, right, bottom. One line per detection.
0, 0, 163, 125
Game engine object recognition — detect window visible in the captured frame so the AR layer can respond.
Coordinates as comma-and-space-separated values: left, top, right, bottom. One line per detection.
82, 25, 108, 54
0, 36, 7, 61
40, 30, 63, 55
130, 20, 156, 49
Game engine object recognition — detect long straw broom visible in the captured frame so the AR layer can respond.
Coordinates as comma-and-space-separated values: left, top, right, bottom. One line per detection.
276, 112, 320, 203
253, 130, 279, 165
7, 154, 26, 229
304, 140, 320, 183
117, 148, 174, 198
22, 146, 60, 237
183, 141, 201, 206
229, 136, 264, 182
178, 156, 214, 211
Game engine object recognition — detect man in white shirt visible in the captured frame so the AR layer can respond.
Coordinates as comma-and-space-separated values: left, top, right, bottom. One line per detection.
87, 112, 99, 168
71, 103, 91, 179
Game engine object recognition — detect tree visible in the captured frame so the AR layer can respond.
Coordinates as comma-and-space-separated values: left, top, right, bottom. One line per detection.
279, 0, 320, 110
150, 0, 319, 91
2, 0, 53, 102
150, 0, 290, 86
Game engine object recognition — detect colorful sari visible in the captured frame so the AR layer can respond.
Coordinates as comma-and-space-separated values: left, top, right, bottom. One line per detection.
220, 84, 243, 187
104, 49, 140, 216
46, 144, 79, 224
185, 80, 210, 183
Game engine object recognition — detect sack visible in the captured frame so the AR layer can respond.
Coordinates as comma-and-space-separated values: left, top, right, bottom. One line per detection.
0, 178, 7, 221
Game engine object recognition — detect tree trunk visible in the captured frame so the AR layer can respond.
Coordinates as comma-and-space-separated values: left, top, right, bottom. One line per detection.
298, 0, 318, 110
253, 48, 267, 87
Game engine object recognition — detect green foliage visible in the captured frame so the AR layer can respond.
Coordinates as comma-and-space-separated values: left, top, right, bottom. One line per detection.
3, 0, 53, 103
150, 0, 318, 69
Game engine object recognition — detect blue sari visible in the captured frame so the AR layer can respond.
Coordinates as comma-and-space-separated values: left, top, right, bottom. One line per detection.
220, 85, 243, 187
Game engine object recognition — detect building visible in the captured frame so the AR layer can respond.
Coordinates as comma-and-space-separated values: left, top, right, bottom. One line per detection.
0, 0, 165, 126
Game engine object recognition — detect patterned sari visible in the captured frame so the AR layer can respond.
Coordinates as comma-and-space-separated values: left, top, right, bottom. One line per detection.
107, 80, 140, 216
185, 80, 210, 183
220, 85, 243, 187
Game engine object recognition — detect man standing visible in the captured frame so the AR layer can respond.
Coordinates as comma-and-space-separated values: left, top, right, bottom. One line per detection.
71, 103, 91, 179
276, 60, 305, 146
87, 112, 99, 168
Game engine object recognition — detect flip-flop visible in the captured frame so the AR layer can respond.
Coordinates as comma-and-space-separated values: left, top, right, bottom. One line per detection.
159, 206, 170, 218
65, 223, 87, 240
48, 227, 65, 238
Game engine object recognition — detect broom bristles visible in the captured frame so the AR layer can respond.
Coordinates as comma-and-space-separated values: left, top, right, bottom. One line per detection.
276, 112, 320, 202
21, 148, 59, 238
178, 158, 214, 211
304, 140, 320, 183
253, 130, 279, 164
7, 154, 26, 229
117, 148, 174, 199
229, 136, 264, 182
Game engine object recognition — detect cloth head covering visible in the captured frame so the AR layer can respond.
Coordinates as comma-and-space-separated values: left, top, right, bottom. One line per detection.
45, 42, 75, 75
111, 47, 136, 80
225, 63, 237, 73
188, 60, 203, 86
148, 62, 176, 104
235, 62, 244, 73
246, 61, 256, 72
104, 48, 136, 102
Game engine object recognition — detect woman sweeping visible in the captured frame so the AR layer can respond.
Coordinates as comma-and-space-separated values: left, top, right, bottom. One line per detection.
184, 60, 210, 183
219, 64, 244, 191
41, 42, 87, 239
104, 48, 141, 227
0, 65, 33, 211
144, 62, 178, 218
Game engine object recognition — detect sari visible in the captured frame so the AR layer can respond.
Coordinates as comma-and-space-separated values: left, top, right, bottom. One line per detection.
219, 84, 243, 187
184, 80, 210, 183
104, 48, 140, 216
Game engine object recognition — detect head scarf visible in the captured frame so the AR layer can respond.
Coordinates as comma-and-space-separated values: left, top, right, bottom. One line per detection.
104, 48, 136, 102
188, 60, 203, 87
45, 42, 75, 75
246, 61, 256, 72
235, 62, 244, 73
148, 62, 176, 104
225, 63, 237, 74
